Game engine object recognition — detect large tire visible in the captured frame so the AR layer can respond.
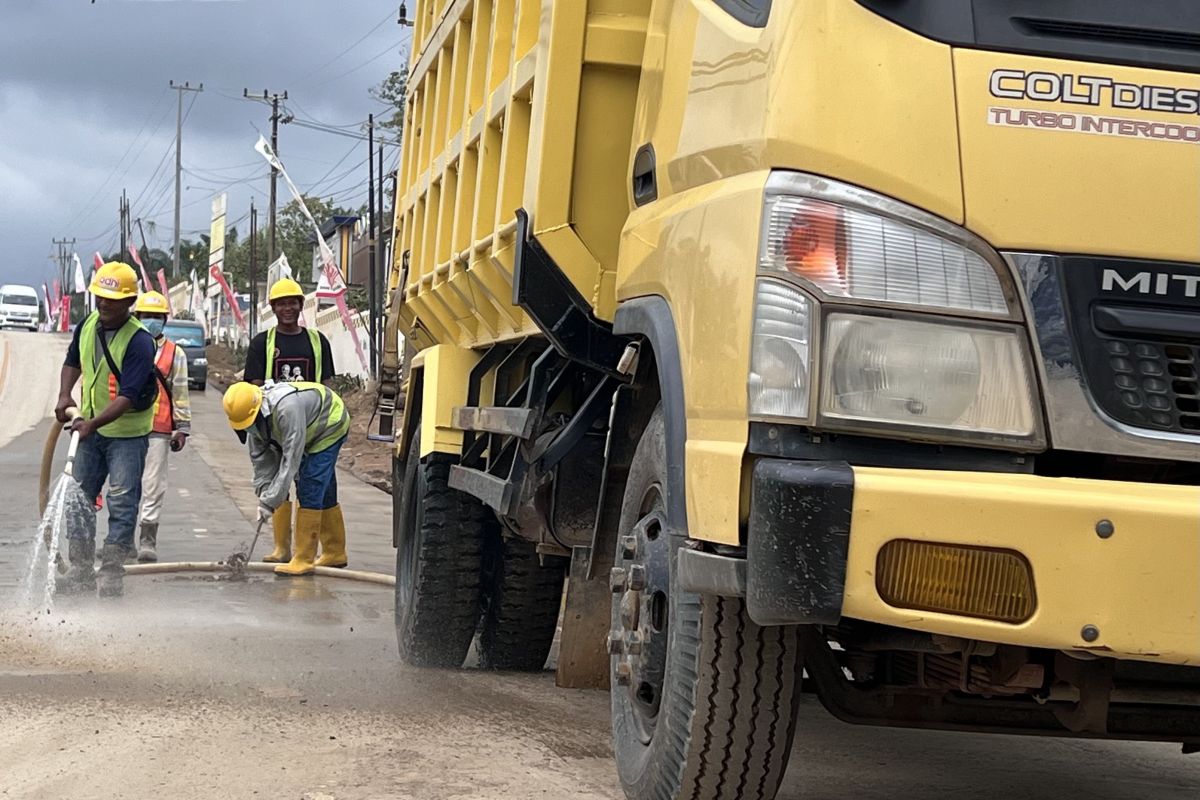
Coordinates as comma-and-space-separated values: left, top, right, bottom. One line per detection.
393, 427, 490, 667
611, 407, 803, 800
479, 535, 565, 671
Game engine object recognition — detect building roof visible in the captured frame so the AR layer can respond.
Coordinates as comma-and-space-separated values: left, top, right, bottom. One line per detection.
308, 215, 360, 244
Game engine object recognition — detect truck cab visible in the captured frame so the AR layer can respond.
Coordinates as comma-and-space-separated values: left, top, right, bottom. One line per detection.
380, 3, 1200, 798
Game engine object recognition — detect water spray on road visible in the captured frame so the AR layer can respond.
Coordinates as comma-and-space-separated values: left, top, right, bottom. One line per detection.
23, 415, 93, 611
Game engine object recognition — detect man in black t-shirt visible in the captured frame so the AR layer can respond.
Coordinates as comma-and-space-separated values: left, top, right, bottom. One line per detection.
243, 278, 335, 387
241, 277, 335, 564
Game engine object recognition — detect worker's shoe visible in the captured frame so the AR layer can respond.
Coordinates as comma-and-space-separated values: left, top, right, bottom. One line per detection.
137, 523, 158, 563
262, 503, 292, 563
314, 504, 348, 569
274, 508, 320, 577
57, 538, 96, 595
96, 543, 126, 598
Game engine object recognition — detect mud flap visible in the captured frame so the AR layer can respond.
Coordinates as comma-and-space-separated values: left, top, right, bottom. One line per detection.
555, 545, 612, 689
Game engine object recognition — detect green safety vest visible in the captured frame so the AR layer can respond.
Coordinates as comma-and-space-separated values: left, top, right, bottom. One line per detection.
265, 327, 322, 383
268, 381, 349, 454
78, 312, 154, 438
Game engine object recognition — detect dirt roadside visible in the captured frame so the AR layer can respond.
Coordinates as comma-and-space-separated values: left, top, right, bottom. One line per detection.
205, 343, 395, 494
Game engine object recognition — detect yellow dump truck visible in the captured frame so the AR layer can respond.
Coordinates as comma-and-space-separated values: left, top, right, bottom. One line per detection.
378, 1, 1200, 797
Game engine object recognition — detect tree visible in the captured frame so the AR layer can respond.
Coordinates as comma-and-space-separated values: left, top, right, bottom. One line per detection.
370, 70, 407, 137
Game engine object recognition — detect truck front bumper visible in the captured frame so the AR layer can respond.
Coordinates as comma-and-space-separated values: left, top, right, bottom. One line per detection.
683, 460, 1200, 667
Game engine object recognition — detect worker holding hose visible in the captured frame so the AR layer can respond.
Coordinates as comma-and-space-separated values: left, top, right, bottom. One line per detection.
241, 277, 335, 566
54, 262, 157, 598
222, 380, 350, 576
132, 291, 191, 563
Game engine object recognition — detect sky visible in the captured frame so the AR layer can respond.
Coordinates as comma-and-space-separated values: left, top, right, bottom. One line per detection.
0, 0, 412, 291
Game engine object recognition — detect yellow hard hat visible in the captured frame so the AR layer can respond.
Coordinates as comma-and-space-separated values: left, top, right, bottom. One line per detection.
223, 382, 264, 431
134, 291, 170, 315
268, 278, 304, 302
90, 262, 139, 300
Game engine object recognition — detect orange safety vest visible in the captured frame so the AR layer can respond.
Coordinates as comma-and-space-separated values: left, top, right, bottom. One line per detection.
151, 339, 177, 434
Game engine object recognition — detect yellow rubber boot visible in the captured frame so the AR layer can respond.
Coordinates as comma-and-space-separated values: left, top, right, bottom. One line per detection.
274, 507, 320, 577
262, 503, 293, 563
315, 504, 348, 568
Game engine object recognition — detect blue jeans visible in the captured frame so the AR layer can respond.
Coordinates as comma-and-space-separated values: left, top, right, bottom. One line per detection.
69, 433, 148, 549
295, 435, 346, 510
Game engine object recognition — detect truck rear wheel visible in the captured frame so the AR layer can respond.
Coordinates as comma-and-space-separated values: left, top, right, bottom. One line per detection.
478, 536, 565, 671
610, 407, 803, 800
393, 428, 489, 668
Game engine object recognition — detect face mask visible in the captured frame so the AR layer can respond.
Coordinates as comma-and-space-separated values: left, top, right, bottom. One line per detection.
142, 318, 166, 338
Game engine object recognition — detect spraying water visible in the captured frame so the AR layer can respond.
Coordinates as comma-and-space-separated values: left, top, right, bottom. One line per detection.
22, 414, 95, 612
22, 473, 95, 612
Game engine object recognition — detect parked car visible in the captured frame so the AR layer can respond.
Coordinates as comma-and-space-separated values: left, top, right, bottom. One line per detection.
0, 285, 40, 332
162, 319, 208, 391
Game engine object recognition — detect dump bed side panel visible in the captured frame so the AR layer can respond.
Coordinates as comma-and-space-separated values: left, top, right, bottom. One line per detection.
390, 0, 650, 352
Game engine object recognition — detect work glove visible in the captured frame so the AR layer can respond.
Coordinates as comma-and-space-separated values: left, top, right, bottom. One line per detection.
257, 504, 274, 524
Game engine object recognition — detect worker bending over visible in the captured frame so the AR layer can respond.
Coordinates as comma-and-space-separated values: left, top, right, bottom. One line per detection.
133, 291, 191, 563
222, 380, 350, 576
54, 262, 156, 597
242, 277, 335, 565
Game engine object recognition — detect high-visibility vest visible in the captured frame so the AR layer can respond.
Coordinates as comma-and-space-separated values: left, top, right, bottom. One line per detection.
265, 381, 349, 454
78, 312, 153, 438
265, 327, 322, 383
151, 339, 177, 434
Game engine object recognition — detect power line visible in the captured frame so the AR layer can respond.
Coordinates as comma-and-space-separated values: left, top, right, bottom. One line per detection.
310, 37, 408, 89
291, 7, 398, 86
64, 89, 173, 231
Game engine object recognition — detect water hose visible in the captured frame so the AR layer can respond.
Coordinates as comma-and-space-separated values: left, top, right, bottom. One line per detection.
124, 562, 395, 586
38, 414, 396, 588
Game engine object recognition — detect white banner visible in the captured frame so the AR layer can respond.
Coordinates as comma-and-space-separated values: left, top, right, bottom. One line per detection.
72, 253, 86, 294
266, 253, 293, 289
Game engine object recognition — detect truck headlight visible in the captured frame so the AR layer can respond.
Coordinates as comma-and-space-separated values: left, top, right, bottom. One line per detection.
748, 280, 814, 420
820, 313, 1040, 444
192, 358, 208, 367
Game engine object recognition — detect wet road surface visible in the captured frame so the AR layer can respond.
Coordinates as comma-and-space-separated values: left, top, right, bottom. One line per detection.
1, 331, 1197, 799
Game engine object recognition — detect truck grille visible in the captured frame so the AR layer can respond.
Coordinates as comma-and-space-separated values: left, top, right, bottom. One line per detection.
1056, 256, 1200, 437
1099, 339, 1200, 433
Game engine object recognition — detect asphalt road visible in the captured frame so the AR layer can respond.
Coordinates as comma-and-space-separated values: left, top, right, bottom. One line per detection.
0, 330, 1196, 799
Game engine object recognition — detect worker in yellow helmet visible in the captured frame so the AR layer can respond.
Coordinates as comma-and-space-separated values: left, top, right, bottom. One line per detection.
54, 262, 158, 597
242, 277, 335, 564
222, 380, 350, 576
132, 291, 191, 563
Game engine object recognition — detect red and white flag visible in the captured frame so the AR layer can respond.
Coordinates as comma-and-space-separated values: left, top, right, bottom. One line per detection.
156, 269, 171, 315
128, 244, 153, 292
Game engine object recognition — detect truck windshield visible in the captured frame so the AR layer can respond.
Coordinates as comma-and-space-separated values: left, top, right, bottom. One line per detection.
1, 294, 37, 306
856, 1, 1200, 74
163, 324, 204, 347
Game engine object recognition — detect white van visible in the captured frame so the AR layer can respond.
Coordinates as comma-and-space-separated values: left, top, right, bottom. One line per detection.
0, 285, 41, 332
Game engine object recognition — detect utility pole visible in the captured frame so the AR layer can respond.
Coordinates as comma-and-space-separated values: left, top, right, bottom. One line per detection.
249, 200, 258, 338
242, 88, 289, 261
367, 113, 377, 376
169, 81, 204, 279
377, 140, 386, 375
136, 218, 151, 273
120, 191, 128, 256
53, 238, 75, 291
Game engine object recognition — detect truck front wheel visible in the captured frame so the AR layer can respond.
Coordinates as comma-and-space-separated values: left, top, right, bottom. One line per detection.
393, 427, 490, 668
610, 407, 803, 800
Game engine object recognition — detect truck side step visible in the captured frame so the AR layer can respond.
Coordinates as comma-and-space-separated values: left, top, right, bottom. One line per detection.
449, 465, 515, 515
452, 406, 537, 439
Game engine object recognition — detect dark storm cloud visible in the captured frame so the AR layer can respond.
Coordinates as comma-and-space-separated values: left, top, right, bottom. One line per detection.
0, 0, 409, 287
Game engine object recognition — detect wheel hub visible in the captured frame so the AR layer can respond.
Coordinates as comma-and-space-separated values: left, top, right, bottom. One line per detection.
610, 500, 670, 744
